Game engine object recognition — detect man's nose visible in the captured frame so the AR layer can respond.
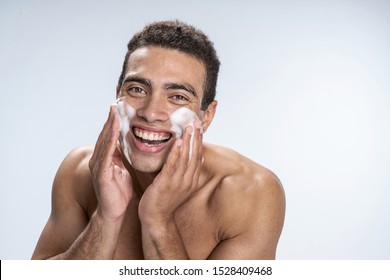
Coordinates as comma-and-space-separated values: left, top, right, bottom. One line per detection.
137, 94, 169, 123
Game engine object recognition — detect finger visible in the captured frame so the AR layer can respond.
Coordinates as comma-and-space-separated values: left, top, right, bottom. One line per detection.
186, 120, 203, 175
160, 138, 182, 177
91, 109, 116, 180
176, 125, 193, 176
100, 105, 121, 171
89, 105, 116, 171
187, 125, 203, 190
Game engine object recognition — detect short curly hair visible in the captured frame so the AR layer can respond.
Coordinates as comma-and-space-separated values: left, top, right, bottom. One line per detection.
117, 20, 220, 110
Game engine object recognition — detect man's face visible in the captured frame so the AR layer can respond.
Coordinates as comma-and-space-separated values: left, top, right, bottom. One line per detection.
117, 46, 207, 173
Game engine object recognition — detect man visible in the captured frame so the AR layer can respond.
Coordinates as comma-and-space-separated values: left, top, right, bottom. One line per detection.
32, 20, 285, 260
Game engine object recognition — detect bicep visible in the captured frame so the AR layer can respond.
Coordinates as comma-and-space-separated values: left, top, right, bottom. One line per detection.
207, 230, 278, 260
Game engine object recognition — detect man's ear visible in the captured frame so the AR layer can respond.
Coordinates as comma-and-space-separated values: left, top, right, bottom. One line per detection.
201, 100, 218, 133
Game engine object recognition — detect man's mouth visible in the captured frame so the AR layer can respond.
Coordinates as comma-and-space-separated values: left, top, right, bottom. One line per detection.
133, 127, 172, 146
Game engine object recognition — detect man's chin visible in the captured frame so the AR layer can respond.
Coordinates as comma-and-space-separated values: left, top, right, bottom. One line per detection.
128, 159, 164, 174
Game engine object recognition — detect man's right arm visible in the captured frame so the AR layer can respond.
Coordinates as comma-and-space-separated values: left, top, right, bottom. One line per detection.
32, 105, 133, 259
31, 147, 122, 259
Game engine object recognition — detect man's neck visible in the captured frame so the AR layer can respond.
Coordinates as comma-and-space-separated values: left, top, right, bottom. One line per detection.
126, 164, 160, 199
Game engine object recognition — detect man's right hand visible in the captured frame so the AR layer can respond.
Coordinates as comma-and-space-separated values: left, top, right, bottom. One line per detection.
89, 104, 133, 223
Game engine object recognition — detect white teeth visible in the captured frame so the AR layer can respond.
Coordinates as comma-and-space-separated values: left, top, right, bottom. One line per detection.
134, 129, 170, 142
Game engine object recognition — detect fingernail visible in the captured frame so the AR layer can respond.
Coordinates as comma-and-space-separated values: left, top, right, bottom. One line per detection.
194, 120, 201, 129
186, 125, 193, 135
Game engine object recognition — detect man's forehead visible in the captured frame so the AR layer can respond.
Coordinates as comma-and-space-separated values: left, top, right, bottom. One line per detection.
127, 47, 149, 62
124, 46, 206, 93
126, 46, 204, 67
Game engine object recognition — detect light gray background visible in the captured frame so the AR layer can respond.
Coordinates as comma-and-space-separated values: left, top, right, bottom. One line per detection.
1, 0, 389, 259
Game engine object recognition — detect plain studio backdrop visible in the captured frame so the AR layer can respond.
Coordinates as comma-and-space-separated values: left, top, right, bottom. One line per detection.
1, 0, 389, 260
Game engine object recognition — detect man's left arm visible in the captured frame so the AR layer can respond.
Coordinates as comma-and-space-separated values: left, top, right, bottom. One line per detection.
207, 173, 286, 260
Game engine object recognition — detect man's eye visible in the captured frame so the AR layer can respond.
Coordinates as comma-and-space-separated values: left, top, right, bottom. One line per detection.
127, 87, 146, 95
171, 95, 189, 102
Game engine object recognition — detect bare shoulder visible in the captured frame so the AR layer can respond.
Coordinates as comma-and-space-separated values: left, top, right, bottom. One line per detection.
52, 145, 96, 215
55, 146, 93, 183
203, 143, 285, 240
203, 143, 284, 194
57, 145, 94, 176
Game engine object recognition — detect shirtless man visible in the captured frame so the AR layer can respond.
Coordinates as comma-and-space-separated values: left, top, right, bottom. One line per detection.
32, 20, 285, 260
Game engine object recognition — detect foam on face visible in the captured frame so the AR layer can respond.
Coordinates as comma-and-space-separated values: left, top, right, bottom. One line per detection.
116, 97, 135, 165
116, 101, 200, 165
170, 107, 199, 158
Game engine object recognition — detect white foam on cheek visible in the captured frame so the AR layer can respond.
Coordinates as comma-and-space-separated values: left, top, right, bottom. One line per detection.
116, 98, 135, 165
170, 107, 199, 158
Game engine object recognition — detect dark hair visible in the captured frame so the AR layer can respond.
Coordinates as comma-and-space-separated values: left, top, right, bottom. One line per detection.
117, 20, 220, 110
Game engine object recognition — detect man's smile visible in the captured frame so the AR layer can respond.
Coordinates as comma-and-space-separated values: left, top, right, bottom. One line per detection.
131, 126, 173, 150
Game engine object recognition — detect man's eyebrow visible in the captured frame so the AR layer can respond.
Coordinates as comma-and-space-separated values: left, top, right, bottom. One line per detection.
164, 82, 198, 97
122, 76, 152, 87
